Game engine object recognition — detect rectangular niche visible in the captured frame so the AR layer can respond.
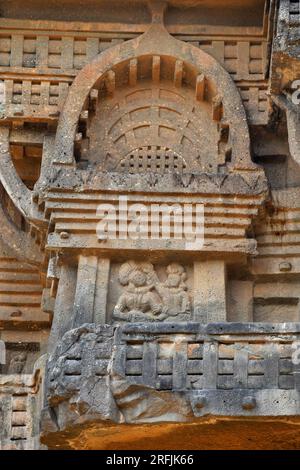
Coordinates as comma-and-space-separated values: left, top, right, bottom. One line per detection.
253, 282, 300, 323
253, 298, 300, 323
106, 261, 194, 324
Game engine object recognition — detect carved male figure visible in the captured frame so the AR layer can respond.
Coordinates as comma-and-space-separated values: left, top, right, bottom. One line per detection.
113, 261, 191, 322
113, 261, 163, 322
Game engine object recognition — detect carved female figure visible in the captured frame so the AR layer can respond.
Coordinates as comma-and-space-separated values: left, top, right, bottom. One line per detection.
113, 261, 163, 322
156, 263, 191, 319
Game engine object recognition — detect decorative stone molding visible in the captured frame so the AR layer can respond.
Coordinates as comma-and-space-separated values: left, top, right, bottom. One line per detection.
49, 2, 256, 171
0, 356, 45, 450
0, 0, 300, 451
41, 322, 300, 447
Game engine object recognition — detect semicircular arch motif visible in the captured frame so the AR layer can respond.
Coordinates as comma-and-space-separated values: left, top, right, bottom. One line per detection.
84, 68, 224, 174
52, 20, 256, 173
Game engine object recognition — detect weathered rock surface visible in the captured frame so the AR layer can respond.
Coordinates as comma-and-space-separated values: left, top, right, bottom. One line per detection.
41, 322, 300, 447
1, 0, 300, 450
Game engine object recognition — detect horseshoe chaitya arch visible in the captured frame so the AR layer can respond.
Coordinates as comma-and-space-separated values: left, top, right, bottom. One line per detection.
85, 65, 225, 174
52, 20, 256, 172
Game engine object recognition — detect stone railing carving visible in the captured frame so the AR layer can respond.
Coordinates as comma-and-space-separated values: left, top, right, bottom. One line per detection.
0, 357, 45, 450
41, 322, 300, 445
113, 323, 300, 417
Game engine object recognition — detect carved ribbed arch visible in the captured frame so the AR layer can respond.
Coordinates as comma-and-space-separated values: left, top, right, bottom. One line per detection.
52, 23, 255, 172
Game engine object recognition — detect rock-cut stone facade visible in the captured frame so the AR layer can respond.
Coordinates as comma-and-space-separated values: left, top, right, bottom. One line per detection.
0, 0, 300, 450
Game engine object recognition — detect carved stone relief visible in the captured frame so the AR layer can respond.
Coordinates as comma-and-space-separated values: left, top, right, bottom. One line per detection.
112, 261, 191, 323
86, 80, 222, 174
41, 322, 300, 449
0, 0, 299, 451
8, 352, 27, 374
